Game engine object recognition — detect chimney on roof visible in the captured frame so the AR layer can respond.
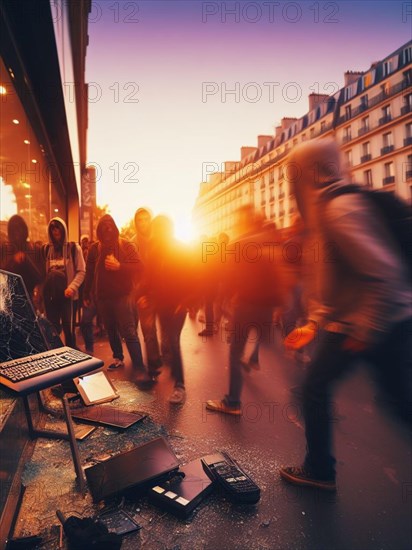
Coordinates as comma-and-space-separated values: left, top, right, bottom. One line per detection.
281, 117, 297, 130
257, 135, 272, 148
344, 71, 363, 87
308, 93, 330, 110
240, 146, 257, 160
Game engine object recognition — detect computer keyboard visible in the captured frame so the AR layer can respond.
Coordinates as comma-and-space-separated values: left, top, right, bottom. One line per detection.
0, 348, 93, 383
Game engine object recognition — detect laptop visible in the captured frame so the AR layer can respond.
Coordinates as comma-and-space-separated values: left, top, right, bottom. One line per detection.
70, 405, 147, 429
85, 436, 180, 502
0, 269, 104, 395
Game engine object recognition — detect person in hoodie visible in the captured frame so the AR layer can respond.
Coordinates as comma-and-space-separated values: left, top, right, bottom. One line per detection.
280, 137, 412, 492
0, 214, 43, 298
43, 217, 85, 348
133, 207, 162, 376
83, 214, 154, 390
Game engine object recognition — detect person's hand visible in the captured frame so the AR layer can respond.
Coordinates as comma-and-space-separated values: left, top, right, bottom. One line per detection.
13, 251, 25, 264
284, 322, 317, 350
64, 287, 74, 298
105, 254, 120, 271
137, 296, 148, 309
342, 336, 368, 353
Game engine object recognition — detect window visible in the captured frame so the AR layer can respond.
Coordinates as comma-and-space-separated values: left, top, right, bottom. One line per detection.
293, 139, 298, 146
343, 126, 351, 142
363, 169, 373, 187
403, 69, 412, 86
383, 132, 392, 147
362, 142, 370, 156
403, 46, 412, 65
360, 94, 368, 110
345, 150, 352, 166
320, 121, 326, 132
359, 116, 369, 136
382, 61, 391, 77
310, 128, 315, 138
383, 164, 394, 186
380, 105, 391, 125
402, 93, 412, 115
405, 123, 412, 147
382, 104, 391, 117
381, 82, 389, 95
384, 162, 394, 177
302, 133, 306, 141
345, 105, 351, 120
406, 154, 412, 180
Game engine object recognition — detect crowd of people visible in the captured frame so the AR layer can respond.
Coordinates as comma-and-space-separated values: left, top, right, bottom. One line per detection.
1, 137, 410, 491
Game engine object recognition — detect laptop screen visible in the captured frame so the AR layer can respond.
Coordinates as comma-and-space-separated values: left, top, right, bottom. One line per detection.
0, 269, 48, 363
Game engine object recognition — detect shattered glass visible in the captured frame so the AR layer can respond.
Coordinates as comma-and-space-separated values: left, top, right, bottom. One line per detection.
0, 270, 47, 362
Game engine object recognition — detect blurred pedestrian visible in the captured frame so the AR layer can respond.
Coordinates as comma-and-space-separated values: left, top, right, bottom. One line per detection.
133, 207, 162, 375
206, 205, 287, 414
142, 215, 197, 404
280, 138, 412, 491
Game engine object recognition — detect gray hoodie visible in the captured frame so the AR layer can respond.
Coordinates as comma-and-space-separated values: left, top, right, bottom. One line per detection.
287, 138, 412, 345
45, 217, 85, 301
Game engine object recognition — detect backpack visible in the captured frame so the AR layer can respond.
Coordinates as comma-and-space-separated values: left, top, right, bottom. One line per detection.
325, 185, 412, 280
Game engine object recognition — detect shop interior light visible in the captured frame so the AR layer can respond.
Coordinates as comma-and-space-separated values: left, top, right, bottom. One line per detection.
54, 208, 59, 213
31, 159, 37, 164
22, 183, 30, 188
24, 139, 30, 144
0, 86, 6, 94
12, 119, 19, 124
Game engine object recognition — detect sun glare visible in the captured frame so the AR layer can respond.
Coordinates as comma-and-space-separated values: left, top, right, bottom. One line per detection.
174, 217, 197, 244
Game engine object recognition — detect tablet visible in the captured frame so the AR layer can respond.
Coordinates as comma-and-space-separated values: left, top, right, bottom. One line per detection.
73, 371, 119, 405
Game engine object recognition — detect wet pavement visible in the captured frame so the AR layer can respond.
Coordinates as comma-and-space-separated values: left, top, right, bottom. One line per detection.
12, 316, 412, 549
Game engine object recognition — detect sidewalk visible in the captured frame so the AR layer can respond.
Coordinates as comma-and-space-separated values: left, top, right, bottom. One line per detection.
12, 317, 412, 549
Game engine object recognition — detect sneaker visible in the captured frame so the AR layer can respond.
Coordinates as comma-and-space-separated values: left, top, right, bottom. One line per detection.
169, 386, 186, 405
108, 358, 125, 370
279, 466, 336, 491
205, 399, 241, 416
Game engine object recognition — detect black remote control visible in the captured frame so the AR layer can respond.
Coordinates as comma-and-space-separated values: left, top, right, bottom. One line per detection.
201, 451, 260, 504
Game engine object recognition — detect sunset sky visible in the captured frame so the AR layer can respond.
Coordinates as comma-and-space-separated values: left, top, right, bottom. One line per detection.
86, 0, 411, 241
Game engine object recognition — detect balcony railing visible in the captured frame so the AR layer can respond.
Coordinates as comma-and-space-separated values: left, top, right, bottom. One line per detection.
378, 114, 392, 126
358, 127, 369, 137
342, 134, 352, 143
383, 176, 395, 185
405, 170, 412, 180
360, 154, 372, 163
404, 137, 412, 147
381, 145, 394, 155
401, 104, 412, 115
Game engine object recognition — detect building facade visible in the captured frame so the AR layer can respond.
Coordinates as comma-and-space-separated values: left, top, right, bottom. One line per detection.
193, 41, 412, 238
0, 0, 91, 243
